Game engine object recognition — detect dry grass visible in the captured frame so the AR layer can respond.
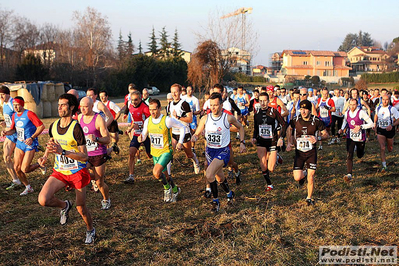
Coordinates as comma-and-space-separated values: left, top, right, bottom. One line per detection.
1, 110, 399, 265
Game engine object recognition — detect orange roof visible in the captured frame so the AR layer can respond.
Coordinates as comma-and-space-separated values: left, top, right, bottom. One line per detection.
285, 65, 313, 69
282, 50, 347, 57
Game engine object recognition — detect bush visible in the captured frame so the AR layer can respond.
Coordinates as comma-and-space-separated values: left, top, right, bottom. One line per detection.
361, 72, 399, 83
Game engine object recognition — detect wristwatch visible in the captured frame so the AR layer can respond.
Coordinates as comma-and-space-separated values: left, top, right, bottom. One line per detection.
96, 137, 99, 142
240, 140, 245, 144
61, 150, 66, 156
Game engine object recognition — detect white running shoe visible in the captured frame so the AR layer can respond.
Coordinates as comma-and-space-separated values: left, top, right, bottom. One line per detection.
193, 162, 201, 174
170, 187, 181, 203
20, 186, 34, 196
85, 228, 96, 244
164, 187, 172, 202
101, 199, 111, 210
328, 138, 336, 145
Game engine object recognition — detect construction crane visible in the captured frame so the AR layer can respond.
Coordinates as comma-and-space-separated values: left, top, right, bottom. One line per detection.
220, 7, 253, 50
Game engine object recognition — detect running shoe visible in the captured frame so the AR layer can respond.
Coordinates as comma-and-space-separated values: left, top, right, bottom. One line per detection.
306, 198, 315, 206
60, 200, 72, 225
344, 174, 352, 182
85, 228, 96, 244
193, 161, 201, 174
381, 166, 387, 173
170, 187, 181, 203
235, 170, 241, 185
328, 138, 336, 145
135, 159, 142, 166
336, 137, 341, 144
40, 166, 47, 176
266, 185, 274, 192
20, 186, 34, 196
227, 191, 235, 204
124, 175, 135, 184
112, 143, 120, 155
118, 129, 124, 135
6, 180, 21, 190
101, 199, 111, 210
318, 145, 323, 151
91, 180, 99, 192
277, 153, 283, 165
211, 199, 220, 212
204, 189, 212, 198
164, 187, 172, 202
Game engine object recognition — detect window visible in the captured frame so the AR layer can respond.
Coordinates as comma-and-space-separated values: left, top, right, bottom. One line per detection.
303, 61, 308, 65
316, 61, 320, 66
324, 61, 331, 66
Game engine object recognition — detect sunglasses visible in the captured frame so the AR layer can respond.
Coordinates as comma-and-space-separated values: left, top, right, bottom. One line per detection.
300, 94, 308, 96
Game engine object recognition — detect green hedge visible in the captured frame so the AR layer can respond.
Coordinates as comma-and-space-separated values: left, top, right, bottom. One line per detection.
361, 72, 399, 83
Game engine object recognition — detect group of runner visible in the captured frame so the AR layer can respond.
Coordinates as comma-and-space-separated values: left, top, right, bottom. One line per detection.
1, 83, 398, 243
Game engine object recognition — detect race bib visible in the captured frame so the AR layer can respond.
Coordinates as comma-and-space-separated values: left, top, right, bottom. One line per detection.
134, 121, 143, 134
4, 114, 11, 128
17, 127, 24, 142
259, 124, 272, 139
56, 154, 78, 171
320, 107, 329, 118
349, 129, 362, 142
378, 119, 390, 128
296, 135, 313, 152
207, 132, 222, 147
85, 137, 98, 152
150, 133, 164, 149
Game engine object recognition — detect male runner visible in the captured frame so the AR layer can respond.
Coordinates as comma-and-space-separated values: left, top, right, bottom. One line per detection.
99, 90, 121, 154
329, 89, 346, 144
38, 94, 95, 244
252, 92, 287, 191
139, 98, 185, 202
339, 98, 374, 181
79, 97, 111, 209
374, 95, 399, 171
124, 91, 152, 183
0, 86, 19, 190
286, 100, 329, 206
168, 83, 200, 174
316, 87, 335, 150
1, 96, 45, 195
192, 93, 246, 212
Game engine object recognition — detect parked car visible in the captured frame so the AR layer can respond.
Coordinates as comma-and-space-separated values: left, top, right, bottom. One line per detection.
147, 86, 160, 95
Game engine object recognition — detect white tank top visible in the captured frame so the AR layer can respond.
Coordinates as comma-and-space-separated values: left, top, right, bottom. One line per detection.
93, 100, 107, 121
169, 99, 190, 135
205, 112, 230, 148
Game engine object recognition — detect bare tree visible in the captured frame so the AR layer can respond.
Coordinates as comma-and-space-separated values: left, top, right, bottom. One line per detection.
188, 40, 223, 91
12, 16, 40, 64
0, 8, 14, 67
195, 8, 258, 75
72, 6, 112, 84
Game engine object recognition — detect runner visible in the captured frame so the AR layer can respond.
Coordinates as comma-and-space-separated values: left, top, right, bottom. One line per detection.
192, 93, 246, 212
168, 83, 201, 174
138, 98, 185, 202
37, 93, 95, 244
248, 89, 261, 116
287, 89, 300, 124
1, 96, 45, 196
338, 98, 374, 181
99, 90, 121, 155
278, 87, 291, 106
267, 85, 288, 117
124, 90, 152, 183
286, 100, 329, 206
329, 89, 346, 144
316, 87, 335, 150
142, 88, 151, 105
343, 88, 371, 115
251, 92, 287, 191
235, 86, 251, 128
78, 96, 111, 209
0, 86, 20, 190
292, 87, 317, 118
374, 95, 399, 172
184, 86, 201, 150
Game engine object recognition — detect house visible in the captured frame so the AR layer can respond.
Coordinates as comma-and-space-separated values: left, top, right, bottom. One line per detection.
144, 48, 191, 63
252, 65, 267, 76
280, 50, 351, 83
347, 46, 390, 72
270, 52, 282, 75
24, 42, 59, 66
221, 47, 251, 75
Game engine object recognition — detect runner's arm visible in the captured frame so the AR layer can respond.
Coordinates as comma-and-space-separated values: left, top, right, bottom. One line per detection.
139, 118, 149, 142
277, 98, 288, 117
359, 110, 374, 130
95, 115, 110, 145
166, 116, 186, 144
98, 101, 114, 127
193, 116, 206, 140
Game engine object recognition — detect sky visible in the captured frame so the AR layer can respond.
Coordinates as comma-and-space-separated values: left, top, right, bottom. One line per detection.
1, 0, 398, 66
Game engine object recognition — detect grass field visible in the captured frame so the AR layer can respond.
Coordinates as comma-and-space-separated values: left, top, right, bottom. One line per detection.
1, 105, 399, 265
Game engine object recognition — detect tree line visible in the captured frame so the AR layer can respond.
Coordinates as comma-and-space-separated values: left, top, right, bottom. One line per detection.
0, 7, 188, 96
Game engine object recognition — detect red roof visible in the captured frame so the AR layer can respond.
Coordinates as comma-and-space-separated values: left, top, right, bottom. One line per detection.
282, 50, 347, 57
